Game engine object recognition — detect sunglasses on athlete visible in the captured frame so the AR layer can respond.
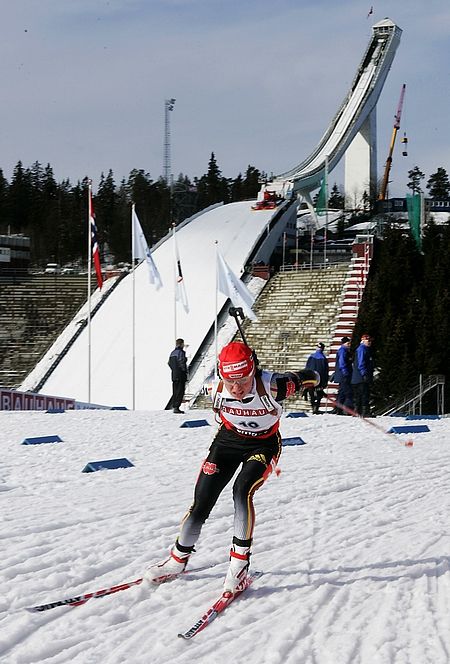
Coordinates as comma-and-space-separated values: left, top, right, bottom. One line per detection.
222, 375, 254, 386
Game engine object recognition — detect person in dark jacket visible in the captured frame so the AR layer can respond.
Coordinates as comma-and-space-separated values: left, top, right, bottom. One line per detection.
351, 334, 374, 416
305, 343, 329, 413
168, 338, 188, 413
333, 336, 353, 414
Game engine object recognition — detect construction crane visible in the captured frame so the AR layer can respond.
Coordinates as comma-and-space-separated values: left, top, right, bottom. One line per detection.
378, 83, 406, 200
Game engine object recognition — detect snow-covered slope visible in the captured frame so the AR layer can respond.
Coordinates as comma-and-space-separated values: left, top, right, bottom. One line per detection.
2, 409, 450, 663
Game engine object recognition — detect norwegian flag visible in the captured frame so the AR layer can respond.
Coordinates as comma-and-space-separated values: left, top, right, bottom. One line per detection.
89, 189, 103, 290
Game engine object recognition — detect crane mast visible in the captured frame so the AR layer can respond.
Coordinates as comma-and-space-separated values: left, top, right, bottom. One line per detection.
378, 83, 406, 200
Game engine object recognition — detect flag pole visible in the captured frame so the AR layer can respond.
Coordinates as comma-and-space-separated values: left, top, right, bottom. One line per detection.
324, 155, 329, 268
87, 180, 92, 405
172, 223, 177, 342
131, 203, 136, 410
214, 240, 219, 379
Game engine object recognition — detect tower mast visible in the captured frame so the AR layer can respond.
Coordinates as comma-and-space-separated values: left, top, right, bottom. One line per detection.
163, 98, 176, 185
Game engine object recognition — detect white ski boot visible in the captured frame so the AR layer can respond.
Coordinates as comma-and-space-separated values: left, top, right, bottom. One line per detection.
144, 541, 192, 584
223, 544, 251, 593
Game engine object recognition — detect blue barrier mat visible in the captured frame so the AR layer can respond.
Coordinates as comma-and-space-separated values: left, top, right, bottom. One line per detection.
387, 425, 430, 434
22, 435, 63, 445
82, 458, 134, 472
282, 437, 307, 446
286, 412, 309, 418
180, 419, 210, 428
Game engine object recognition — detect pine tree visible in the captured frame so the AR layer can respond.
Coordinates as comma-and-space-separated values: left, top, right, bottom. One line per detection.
328, 183, 344, 209
9, 161, 33, 234
172, 174, 197, 224
206, 152, 224, 203
108, 179, 130, 263
426, 167, 450, 198
242, 165, 261, 199
127, 169, 154, 237
40, 164, 60, 263
96, 170, 117, 236
230, 173, 243, 202
0, 168, 10, 232
406, 166, 425, 193
196, 153, 230, 209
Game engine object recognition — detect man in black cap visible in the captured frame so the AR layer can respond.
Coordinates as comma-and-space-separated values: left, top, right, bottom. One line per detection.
333, 336, 353, 414
305, 342, 329, 413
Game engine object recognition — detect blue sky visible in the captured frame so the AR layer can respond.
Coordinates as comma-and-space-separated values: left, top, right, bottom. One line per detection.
1, 0, 449, 196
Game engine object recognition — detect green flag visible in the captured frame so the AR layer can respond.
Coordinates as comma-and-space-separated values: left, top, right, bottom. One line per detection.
315, 179, 327, 216
406, 193, 422, 249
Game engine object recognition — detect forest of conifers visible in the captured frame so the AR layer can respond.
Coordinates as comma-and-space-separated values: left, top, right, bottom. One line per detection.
354, 221, 450, 413
0, 154, 262, 267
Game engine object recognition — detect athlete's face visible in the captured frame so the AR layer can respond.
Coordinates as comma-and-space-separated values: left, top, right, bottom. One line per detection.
223, 371, 255, 400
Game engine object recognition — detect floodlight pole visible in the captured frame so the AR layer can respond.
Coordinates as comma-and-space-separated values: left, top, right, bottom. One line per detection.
164, 98, 176, 186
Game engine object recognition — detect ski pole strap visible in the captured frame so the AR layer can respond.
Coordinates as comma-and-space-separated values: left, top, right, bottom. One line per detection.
212, 380, 224, 413
255, 373, 278, 415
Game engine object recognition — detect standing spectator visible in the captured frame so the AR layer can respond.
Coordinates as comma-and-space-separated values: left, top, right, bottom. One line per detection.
305, 342, 329, 413
351, 334, 374, 417
333, 336, 353, 414
168, 338, 187, 414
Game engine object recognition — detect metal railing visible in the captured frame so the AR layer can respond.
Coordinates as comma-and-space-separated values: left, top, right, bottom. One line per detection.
376, 374, 446, 416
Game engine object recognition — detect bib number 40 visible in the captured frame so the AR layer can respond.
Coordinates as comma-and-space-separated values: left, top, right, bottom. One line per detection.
238, 420, 258, 429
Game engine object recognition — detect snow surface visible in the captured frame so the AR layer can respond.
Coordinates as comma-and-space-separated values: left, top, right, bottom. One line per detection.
2, 408, 450, 663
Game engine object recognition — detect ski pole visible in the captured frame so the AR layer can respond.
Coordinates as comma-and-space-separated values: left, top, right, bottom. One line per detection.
228, 307, 248, 345
327, 397, 414, 447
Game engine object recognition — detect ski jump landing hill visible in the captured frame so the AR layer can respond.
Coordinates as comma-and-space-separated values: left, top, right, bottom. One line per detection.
21, 202, 295, 410
20, 18, 401, 410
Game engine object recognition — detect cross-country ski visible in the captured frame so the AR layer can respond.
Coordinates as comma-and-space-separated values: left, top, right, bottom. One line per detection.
178, 571, 263, 639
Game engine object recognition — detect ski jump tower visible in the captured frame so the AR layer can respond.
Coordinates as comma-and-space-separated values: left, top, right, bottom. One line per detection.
273, 18, 402, 217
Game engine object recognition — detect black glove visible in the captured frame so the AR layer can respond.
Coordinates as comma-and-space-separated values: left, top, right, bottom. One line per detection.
297, 369, 320, 390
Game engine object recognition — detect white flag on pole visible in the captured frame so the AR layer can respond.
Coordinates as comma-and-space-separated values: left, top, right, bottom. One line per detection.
132, 206, 162, 289
174, 231, 189, 313
217, 250, 257, 321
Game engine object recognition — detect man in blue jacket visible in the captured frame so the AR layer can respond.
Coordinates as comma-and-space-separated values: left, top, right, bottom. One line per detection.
306, 343, 329, 413
351, 334, 374, 417
333, 336, 353, 414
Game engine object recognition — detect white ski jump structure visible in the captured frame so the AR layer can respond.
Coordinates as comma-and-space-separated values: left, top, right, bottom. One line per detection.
273, 18, 402, 214
21, 19, 402, 410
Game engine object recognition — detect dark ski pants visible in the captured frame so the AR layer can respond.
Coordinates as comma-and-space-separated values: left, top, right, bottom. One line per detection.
310, 388, 324, 414
178, 426, 281, 549
353, 382, 371, 416
171, 379, 186, 410
337, 378, 353, 412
